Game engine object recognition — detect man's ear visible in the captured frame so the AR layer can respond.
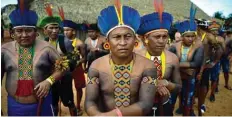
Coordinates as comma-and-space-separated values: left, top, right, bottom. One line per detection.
143, 35, 149, 45
73, 30, 77, 35
43, 27, 47, 35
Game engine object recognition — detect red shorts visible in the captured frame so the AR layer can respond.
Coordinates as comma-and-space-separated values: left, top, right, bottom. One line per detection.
72, 66, 86, 89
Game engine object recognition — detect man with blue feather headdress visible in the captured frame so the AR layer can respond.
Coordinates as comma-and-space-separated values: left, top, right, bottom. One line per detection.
169, 3, 204, 116
1, 0, 67, 116
136, 0, 182, 116
84, 0, 157, 116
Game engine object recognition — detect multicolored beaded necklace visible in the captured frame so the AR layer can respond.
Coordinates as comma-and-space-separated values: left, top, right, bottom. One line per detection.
110, 55, 134, 107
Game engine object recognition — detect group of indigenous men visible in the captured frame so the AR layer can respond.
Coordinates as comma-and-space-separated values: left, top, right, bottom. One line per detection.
1, 0, 232, 116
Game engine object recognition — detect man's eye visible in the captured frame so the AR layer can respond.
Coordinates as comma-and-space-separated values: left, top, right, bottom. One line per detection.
15, 29, 22, 33
163, 35, 168, 39
25, 29, 33, 33
113, 35, 120, 38
155, 36, 161, 39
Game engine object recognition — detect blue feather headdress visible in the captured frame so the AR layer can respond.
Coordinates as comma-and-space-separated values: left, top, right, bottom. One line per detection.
60, 20, 79, 30
9, 0, 38, 29
175, 3, 197, 35
97, 0, 140, 37
137, 0, 173, 36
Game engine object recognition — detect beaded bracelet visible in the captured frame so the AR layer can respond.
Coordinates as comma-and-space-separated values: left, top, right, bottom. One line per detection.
46, 76, 55, 85
115, 107, 122, 117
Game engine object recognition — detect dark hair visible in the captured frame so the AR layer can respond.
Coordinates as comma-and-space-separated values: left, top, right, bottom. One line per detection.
169, 26, 178, 41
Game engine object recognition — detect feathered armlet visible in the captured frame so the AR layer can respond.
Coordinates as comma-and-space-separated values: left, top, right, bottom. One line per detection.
68, 48, 80, 60
55, 48, 81, 72
55, 56, 70, 72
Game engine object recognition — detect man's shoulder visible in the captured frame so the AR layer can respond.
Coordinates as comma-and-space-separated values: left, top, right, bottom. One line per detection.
135, 53, 154, 67
35, 39, 57, 51
165, 50, 179, 63
90, 54, 109, 68
76, 38, 84, 45
134, 48, 146, 57
85, 37, 91, 43
1, 41, 16, 53
36, 39, 50, 47
165, 50, 176, 56
2, 41, 15, 49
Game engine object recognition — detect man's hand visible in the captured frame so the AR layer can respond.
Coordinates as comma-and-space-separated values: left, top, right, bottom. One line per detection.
94, 110, 117, 116
157, 79, 169, 87
156, 80, 170, 96
34, 80, 51, 98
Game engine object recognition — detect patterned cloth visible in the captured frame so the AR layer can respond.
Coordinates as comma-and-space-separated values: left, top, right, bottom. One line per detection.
18, 46, 34, 80
181, 78, 195, 107
16, 45, 35, 96
111, 60, 133, 107
153, 56, 162, 80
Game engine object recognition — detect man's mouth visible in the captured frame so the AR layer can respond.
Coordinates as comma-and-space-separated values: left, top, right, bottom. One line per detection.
118, 48, 128, 51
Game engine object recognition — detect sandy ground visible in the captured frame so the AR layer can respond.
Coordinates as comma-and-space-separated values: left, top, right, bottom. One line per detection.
1, 73, 232, 116
1, 39, 232, 116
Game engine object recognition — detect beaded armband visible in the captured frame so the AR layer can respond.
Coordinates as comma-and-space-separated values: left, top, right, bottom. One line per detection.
87, 77, 99, 84
141, 76, 157, 86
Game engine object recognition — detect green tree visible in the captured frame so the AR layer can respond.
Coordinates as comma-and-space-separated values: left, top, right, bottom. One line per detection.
213, 11, 225, 20
227, 13, 232, 19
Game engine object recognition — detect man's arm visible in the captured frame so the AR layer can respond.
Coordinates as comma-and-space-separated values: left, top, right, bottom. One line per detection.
47, 47, 65, 80
179, 46, 204, 68
34, 47, 66, 98
1, 52, 5, 83
78, 44, 87, 69
166, 54, 182, 93
214, 43, 224, 63
120, 83, 156, 116
219, 36, 226, 52
85, 68, 101, 116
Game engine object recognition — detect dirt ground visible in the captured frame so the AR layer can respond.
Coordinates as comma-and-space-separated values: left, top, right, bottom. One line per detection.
1, 39, 232, 116
1, 73, 232, 116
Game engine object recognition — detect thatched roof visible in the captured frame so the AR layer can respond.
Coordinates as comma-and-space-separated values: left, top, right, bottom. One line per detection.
2, 0, 214, 26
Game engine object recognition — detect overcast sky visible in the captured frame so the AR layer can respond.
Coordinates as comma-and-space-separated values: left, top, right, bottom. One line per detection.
1, 0, 232, 17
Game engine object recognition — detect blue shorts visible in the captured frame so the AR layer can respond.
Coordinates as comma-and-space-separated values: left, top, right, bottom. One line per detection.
8, 92, 53, 116
221, 57, 230, 73
210, 62, 220, 81
181, 78, 195, 107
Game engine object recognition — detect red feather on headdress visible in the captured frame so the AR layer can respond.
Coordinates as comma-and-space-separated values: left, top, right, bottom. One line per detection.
114, 0, 121, 17
58, 6, 65, 21
154, 0, 164, 23
18, 0, 24, 14
45, 3, 53, 16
